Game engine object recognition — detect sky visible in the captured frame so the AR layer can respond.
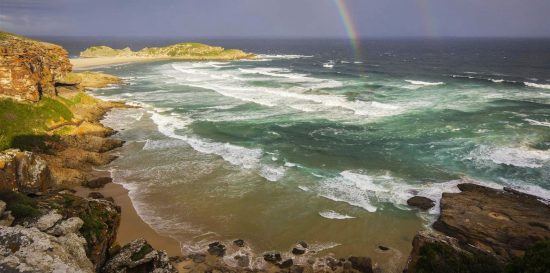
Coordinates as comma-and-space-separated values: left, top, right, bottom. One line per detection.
1, 0, 549, 38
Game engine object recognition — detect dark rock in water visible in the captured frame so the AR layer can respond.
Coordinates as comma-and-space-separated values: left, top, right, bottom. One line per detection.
207, 242, 226, 257
279, 258, 294, 269
292, 247, 306, 255
348, 256, 373, 273
88, 192, 104, 199
188, 253, 206, 263
83, 177, 112, 189
434, 183, 550, 260
343, 260, 352, 270
326, 257, 341, 271
407, 196, 435, 210
298, 240, 308, 248
233, 239, 245, 247
378, 245, 390, 251
263, 252, 282, 263
234, 254, 250, 267
102, 238, 177, 273
404, 230, 504, 273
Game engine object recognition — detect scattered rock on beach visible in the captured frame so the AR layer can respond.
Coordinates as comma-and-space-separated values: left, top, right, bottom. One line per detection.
263, 251, 282, 263
233, 238, 245, 247
407, 196, 435, 210
83, 176, 112, 189
348, 256, 373, 273
279, 258, 294, 268
102, 238, 176, 273
207, 241, 226, 257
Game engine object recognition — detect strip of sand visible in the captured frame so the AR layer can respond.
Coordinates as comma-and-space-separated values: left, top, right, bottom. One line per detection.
75, 182, 182, 257
71, 56, 169, 70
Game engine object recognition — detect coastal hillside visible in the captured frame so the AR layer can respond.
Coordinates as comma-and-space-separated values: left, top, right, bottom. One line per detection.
80, 43, 255, 60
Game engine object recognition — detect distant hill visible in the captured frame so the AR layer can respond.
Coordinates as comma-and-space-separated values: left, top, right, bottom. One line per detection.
80, 43, 255, 60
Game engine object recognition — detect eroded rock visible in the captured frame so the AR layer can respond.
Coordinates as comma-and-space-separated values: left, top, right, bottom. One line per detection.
407, 196, 435, 210
0, 31, 71, 102
0, 225, 93, 273
0, 149, 53, 193
102, 238, 177, 273
433, 183, 550, 260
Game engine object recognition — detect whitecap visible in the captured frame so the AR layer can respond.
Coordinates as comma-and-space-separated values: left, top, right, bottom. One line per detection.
405, 80, 445, 86
468, 145, 550, 169
319, 210, 355, 219
524, 118, 550, 128
524, 82, 550, 90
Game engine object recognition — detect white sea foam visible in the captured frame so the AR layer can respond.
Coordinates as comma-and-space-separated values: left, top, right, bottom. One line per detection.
316, 170, 506, 213
524, 118, 550, 127
323, 61, 335, 68
405, 80, 444, 86
148, 110, 286, 180
524, 82, 550, 90
256, 54, 314, 60
469, 145, 550, 169
167, 62, 403, 118
319, 210, 355, 219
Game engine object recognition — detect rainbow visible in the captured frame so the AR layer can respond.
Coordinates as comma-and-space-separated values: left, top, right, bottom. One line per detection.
332, 0, 362, 60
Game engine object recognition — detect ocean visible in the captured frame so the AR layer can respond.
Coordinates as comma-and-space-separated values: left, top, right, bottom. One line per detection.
43, 37, 550, 270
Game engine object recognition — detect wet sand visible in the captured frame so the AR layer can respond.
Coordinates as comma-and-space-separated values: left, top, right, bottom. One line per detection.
75, 182, 182, 257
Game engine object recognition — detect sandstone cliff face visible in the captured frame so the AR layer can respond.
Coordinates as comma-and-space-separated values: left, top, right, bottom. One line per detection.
0, 32, 71, 102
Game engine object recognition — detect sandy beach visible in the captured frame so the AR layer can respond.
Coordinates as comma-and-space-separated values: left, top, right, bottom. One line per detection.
75, 182, 183, 257
71, 56, 169, 70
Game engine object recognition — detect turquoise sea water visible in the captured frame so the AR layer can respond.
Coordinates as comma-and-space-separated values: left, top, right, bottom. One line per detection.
71, 38, 550, 270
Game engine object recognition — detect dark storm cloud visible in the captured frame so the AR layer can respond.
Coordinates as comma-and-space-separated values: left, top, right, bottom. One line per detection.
1, 0, 549, 37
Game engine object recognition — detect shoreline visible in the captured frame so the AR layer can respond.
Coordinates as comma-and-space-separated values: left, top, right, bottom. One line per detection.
75, 181, 183, 257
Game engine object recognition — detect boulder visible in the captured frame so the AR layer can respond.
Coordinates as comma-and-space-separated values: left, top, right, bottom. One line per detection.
102, 238, 177, 273
433, 183, 550, 260
0, 225, 93, 273
407, 196, 435, 210
83, 177, 112, 189
279, 258, 294, 269
0, 149, 53, 193
263, 251, 282, 263
348, 256, 373, 273
48, 217, 84, 236
233, 239, 245, 247
32, 210, 63, 231
207, 241, 226, 257
0, 31, 71, 102
36, 193, 121, 271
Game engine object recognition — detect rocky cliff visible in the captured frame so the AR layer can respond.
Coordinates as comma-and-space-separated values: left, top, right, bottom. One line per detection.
80, 43, 255, 60
0, 32, 71, 102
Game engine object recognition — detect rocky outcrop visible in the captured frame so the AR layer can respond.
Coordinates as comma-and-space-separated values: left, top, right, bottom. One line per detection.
57, 72, 122, 89
0, 149, 53, 193
35, 193, 121, 272
0, 224, 94, 273
405, 230, 504, 273
433, 183, 550, 260
405, 183, 550, 273
80, 43, 255, 60
0, 32, 71, 102
102, 238, 177, 273
406, 196, 435, 210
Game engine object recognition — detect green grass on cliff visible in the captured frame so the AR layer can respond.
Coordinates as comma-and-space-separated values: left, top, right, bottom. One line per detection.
0, 97, 74, 150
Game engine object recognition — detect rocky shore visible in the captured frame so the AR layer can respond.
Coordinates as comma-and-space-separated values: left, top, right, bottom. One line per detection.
1, 31, 548, 273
